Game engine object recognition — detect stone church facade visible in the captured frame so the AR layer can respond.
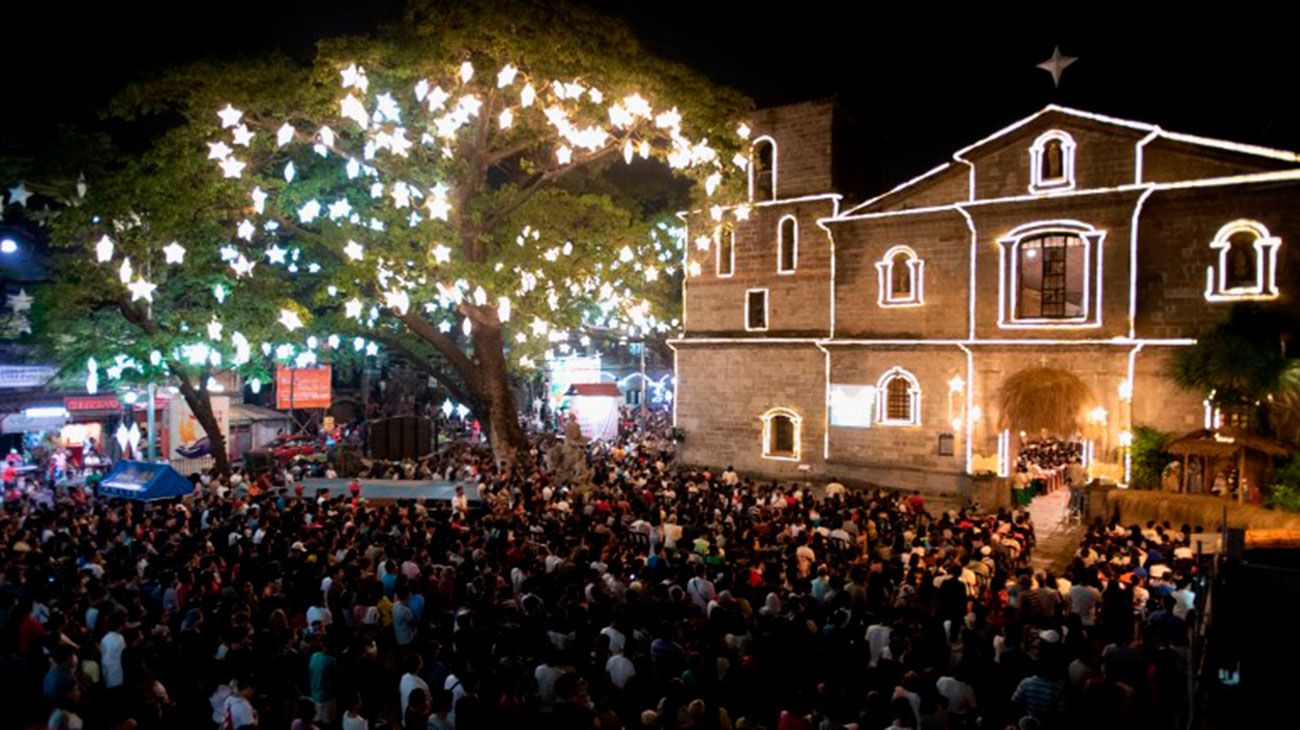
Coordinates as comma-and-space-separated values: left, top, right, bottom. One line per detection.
672, 101, 1299, 494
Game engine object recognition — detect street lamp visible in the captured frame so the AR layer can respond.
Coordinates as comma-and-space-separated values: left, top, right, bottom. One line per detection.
0, 238, 18, 254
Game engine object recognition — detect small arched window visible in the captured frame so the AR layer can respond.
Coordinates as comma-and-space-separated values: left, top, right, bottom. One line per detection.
875, 245, 924, 307
761, 407, 801, 460
1029, 130, 1077, 193
751, 137, 776, 201
716, 228, 734, 277
777, 215, 797, 274
875, 367, 921, 426
1205, 219, 1282, 301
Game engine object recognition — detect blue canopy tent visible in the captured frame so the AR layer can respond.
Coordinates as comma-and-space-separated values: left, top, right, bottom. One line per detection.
99, 461, 195, 501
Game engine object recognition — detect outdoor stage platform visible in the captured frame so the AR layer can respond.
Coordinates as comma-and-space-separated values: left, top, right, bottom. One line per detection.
299, 478, 480, 502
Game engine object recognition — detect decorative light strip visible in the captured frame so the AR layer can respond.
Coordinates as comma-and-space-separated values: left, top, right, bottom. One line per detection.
997, 429, 1011, 478
843, 162, 954, 215
1127, 187, 1157, 338
816, 342, 832, 459
956, 206, 977, 339
958, 343, 975, 474
1134, 129, 1160, 185
776, 214, 798, 275
668, 337, 1197, 346
824, 168, 1300, 224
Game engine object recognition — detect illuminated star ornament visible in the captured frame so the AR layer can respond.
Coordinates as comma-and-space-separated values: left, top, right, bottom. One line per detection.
127, 278, 157, 302
95, 235, 115, 263
162, 241, 186, 264
217, 104, 244, 128
278, 308, 304, 331
6, 183, 32, 207
1037, 46, 1077, 88
5, 288, 33, 313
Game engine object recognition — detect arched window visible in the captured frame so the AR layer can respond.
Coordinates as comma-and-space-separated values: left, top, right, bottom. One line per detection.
997, 220, 1105, 327
761, 407, 801, 460
875, 367, 921, 426
1029, 130, 1077, 193
716, 228, 734, 277
1205, 220, 1281, 301
875, 245, 924, 307
751, 137, 776, 201
777, 215, 797, 274
1017, 233, 1085, 319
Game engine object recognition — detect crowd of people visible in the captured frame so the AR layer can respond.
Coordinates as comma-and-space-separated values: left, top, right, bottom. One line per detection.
0, 409, 1203, 730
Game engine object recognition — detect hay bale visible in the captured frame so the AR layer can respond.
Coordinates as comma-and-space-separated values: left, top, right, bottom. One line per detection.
1106, 489, 1300, 531
996, 367, 1093, 436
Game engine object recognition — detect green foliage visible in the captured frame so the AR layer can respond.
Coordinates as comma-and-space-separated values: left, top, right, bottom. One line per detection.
1171, 304, 1290, 405
97, 0, 751, 396
1267, 454, 1300, 512
1130, 425, 1173, 489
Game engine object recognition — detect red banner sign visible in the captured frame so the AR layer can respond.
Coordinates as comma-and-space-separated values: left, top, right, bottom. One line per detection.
65, 395, 122, 411
276, 366, 332, 409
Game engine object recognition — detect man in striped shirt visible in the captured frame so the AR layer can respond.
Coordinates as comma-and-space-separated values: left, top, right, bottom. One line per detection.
1011, 662, 1066, 724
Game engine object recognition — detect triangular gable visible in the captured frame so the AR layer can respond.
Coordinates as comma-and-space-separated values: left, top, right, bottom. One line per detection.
844, 105, 1300, 215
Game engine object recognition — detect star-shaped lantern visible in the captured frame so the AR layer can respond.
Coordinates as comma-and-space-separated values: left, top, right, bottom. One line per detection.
1037, 46, 1078, 88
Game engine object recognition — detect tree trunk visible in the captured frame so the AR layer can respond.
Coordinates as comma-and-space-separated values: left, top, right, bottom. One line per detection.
470, 316, 528, 467
176, 378, 232, 477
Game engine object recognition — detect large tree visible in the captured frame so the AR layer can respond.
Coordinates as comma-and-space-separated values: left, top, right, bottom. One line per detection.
115, 0, 750, 464
19, 131, 314, 476
4, 120, 369, 476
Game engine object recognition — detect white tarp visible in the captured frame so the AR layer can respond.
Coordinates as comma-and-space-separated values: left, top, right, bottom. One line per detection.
829, 384, 876, 428
570, 395, 620, 442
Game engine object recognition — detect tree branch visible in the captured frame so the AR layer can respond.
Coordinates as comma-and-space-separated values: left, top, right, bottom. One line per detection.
482, 139, 625, 234
395, 310, 485, 399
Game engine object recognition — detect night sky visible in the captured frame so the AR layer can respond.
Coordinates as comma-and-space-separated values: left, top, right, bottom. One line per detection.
5, 1, 1299, 199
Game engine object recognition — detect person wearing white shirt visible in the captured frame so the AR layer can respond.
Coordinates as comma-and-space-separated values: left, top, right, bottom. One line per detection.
936, 673, 978, 718
99, 616, 126, 690
1171, 580, 1196, 620
865, 621, 891, 667
606, 652, 636, 689
222, 679, 258, 729
399, 655, 430, 718
306, 604, 333, 632
599, 625, 626, 656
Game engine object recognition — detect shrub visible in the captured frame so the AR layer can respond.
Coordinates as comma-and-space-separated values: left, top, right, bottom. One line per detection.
1130, 425, 1173, 490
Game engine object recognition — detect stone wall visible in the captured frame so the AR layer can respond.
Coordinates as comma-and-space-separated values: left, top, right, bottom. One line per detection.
685, 197, 837, 336
967, 116, 1142, 200
750, 100, 835, 199
826, 346, 968, 492
829, 210, 971, 339
967, 192, 1146, 341
1135, 184, 1300, 340
674, 343, 825, 478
